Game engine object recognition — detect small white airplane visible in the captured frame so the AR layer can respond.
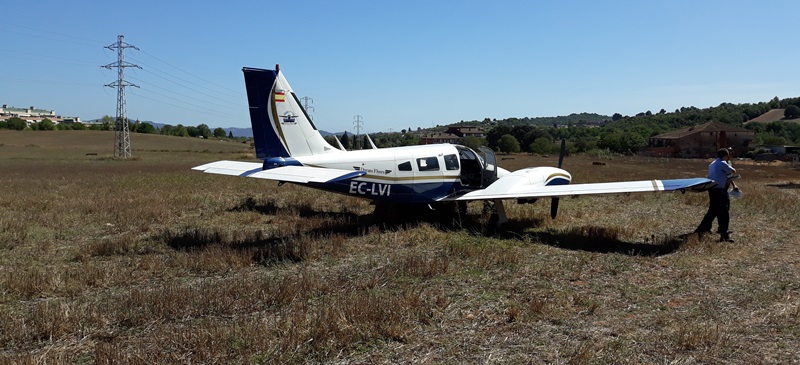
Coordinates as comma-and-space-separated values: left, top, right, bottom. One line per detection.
193, 65, 716, 226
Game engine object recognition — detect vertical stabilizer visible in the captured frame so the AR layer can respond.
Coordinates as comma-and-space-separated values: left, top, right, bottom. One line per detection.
243, 66, 340, 159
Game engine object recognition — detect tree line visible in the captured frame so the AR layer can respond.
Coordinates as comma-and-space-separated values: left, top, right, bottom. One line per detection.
0, 115, 239, 140
3, 96, 799, 154
480, 96, 800, 154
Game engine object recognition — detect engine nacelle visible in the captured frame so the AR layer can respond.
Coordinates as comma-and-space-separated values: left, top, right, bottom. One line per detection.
481, 167, 572, 196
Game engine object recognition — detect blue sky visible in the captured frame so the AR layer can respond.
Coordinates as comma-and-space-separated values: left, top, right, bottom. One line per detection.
2, 0, 798, 133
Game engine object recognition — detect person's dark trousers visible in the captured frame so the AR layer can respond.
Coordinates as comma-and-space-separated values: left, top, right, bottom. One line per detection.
696, 188, 730, 234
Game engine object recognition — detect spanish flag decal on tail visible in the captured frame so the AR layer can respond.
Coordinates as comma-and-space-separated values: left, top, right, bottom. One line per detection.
274, 90, 286, 102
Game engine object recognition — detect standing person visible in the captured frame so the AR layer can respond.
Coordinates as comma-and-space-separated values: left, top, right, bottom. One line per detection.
695, 148, 738, 242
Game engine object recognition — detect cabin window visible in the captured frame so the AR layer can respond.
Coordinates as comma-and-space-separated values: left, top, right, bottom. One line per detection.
444, 154, 459, 170
417, 156, 440, 171
398, 161, 412, 171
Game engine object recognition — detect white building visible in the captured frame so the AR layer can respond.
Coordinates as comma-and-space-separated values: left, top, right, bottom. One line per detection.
0, 104, 81, 124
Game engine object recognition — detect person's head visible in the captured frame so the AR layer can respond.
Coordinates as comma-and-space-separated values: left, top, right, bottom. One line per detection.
717, 148, 730, 159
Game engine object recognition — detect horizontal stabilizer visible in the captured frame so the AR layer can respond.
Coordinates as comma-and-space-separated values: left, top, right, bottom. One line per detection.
457, 178, 715, 201
193, 160, 366, 184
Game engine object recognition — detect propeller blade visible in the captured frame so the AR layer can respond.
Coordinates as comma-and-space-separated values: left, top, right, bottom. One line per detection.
552, 139, 566, 219
550, 197, 560, 219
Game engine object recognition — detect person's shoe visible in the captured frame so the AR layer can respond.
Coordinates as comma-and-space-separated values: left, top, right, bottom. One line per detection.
720, 235, 735, 243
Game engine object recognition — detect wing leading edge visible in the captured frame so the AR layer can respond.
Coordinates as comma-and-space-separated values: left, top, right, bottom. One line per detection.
192, 160, 365, 184
456, 178, 715, 201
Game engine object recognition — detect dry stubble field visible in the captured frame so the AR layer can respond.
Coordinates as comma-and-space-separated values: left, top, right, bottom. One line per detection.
1, 130, 799, 364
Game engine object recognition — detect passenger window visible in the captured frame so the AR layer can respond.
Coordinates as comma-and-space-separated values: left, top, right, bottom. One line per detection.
398, 161, 412, 171
417, 157, 440, 171
444, 154, 459, 170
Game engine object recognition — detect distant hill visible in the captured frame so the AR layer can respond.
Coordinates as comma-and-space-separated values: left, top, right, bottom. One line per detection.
454, 113, 611, 127
223, 127, 252, 138
746, 109, 800, 124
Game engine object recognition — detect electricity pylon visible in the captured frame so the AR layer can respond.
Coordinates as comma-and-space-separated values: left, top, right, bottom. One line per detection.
102, 35, 141, 159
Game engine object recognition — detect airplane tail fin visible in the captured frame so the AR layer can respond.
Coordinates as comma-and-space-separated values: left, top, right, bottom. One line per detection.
243, 66, 340, 159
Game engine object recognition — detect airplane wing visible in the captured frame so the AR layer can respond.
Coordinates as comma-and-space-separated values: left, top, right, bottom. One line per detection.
192, 160, 365, 184
456, 178, 716, 201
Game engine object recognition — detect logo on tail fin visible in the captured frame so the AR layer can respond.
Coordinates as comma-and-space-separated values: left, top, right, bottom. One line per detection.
282, 111, 297, 124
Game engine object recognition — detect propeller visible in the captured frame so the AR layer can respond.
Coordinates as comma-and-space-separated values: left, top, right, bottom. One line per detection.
550, 139, 566, 219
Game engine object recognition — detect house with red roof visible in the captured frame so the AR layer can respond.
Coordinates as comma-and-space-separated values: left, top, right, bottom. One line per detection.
644, 121, 754, 158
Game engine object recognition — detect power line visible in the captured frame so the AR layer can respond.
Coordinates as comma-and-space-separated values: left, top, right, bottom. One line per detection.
135, 49, 243, 96
127, 87, 243, 120
0, 22, 104, 48
127, 74, 246, 115
102, 35, 140, 159
127, 56, 242, 105
2, 22, 248, 128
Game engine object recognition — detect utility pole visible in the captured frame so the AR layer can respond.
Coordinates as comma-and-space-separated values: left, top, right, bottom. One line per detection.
300, 96, 314, 120
102, 35, 141, 159
353, 115, 363, 150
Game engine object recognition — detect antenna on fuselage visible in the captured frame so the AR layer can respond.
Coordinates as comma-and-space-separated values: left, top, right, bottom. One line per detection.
366, 134, 378, 149
333, 135, 346, 151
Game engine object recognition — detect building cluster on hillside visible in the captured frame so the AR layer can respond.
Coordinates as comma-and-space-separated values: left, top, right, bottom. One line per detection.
642, 121, 755, 158
0, 104, 82, 126
419, 125, 485, 145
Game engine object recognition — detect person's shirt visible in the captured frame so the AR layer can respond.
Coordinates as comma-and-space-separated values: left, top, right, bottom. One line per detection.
707, 158, 735, 189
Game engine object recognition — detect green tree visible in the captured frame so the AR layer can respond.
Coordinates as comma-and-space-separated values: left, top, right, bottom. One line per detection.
100, 115, 114, 130
6, 117, 27, 130
785, 105, 800, 119
227, 131, 234, 139
769, 96, 780, 109
160, 124, 174, 135
521, 128, 551, 151
340, 132, 350, 150
598, 132, 646, 154
136, 122, 157, 134
197, 124, 212, 139
497, 134, 520, 154
460, 136, 484, 151
38, 118, 55, 130
529, 137, 557, 154
485, 125, 513, 151
759, 133, 787, 145
213, 127, 226, 138
174, 124, 189, 137
573, 136, 597, 153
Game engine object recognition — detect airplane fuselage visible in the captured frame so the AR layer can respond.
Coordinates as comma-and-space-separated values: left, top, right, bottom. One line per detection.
281, 144, 507, 204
